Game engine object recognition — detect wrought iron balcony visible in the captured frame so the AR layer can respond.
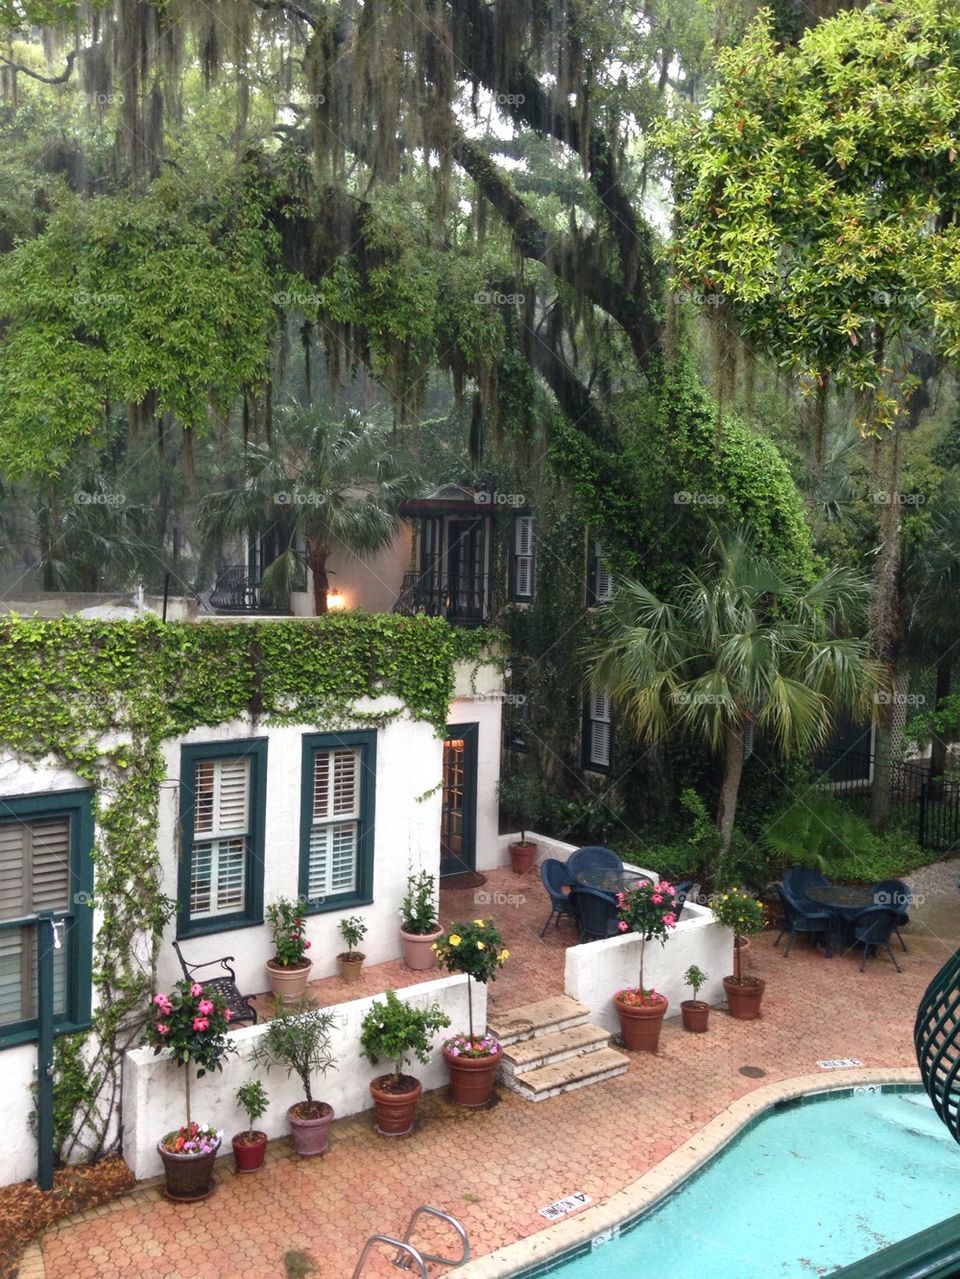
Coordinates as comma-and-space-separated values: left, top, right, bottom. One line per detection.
209, 566, 278, 614
393, 570, 491, 627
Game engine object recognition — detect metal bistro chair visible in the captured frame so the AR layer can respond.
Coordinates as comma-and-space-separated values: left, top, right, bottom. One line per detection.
774, 883, 830, 956
539, 858, 578, 938
570, 885, 621, 943
566, 846, 623, 882
782, 866, 829, 906
871, 879, 911, 952
172, 939, 258, 1025
841, 906, 906, 973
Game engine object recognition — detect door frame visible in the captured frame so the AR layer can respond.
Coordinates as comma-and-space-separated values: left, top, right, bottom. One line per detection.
440, 722, 479, 877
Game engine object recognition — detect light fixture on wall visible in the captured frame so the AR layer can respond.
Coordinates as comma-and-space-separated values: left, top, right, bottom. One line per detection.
326, 590, 346, 611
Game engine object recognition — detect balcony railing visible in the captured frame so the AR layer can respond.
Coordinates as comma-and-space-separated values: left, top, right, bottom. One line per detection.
393, 570, 491, 627
209, 566, 272, 613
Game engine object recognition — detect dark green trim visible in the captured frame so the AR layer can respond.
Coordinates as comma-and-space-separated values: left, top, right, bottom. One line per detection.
298, 730, 377, 913
440, 722, 478, 877
176, 738, 268, 939
0, 788, 94, 1050
830, 1212, 960, 1279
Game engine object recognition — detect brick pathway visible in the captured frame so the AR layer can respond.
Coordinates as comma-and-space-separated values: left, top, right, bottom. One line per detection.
34, 863, 960, 1278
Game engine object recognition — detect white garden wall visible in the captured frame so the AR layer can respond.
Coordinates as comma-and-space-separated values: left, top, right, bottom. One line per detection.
452, 659, 503, 875
122, 973, 483, 1180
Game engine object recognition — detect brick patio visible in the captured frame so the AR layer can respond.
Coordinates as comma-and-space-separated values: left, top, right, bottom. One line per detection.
28, 862, 960, 1279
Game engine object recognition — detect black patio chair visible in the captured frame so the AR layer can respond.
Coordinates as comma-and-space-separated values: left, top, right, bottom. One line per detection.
774, 883, 830, 956
841, 906, 906, 973
570, 885, 621, 943
783, 866, 829, 907
539, 858, 578, 938
674, 880, 695, 920
172, 939, 258, 1025
871, 879, 911, 951
567, 846, 623, 881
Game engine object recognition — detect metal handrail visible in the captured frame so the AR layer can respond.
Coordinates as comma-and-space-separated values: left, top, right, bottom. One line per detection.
350, 1235, 428, 1279
396, 1205, 470, 1269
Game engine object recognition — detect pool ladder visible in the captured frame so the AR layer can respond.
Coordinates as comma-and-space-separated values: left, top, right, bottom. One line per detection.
350, 1205, 470, 1277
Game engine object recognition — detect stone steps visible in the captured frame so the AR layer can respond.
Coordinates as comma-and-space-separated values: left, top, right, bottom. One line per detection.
491, 996, 629, 1102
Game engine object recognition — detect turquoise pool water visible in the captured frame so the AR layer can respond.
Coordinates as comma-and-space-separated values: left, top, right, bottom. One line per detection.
527, 1088, 960, 1278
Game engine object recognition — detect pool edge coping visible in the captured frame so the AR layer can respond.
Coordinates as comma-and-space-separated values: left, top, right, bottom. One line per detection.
450, 1065, 922, 1278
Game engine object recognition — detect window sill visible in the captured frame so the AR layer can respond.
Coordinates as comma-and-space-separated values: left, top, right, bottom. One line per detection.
176, 915, 264, 941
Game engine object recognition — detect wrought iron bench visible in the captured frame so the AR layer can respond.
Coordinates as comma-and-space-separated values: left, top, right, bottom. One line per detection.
172, 939, 258, 1025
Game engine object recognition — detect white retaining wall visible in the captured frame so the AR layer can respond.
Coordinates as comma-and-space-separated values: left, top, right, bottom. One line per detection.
122, 973, 483, 1180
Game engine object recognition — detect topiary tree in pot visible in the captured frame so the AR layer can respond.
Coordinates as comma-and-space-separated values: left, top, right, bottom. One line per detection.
359, 989, 450, 1135
232, 1079, 270, 1173
434, 918, 509, 1107
711, 888, 767, 1020
249, 998, 338, 1155
399, 869, 443, 970
680, 965, 710, 1033
497, 764, 543, 873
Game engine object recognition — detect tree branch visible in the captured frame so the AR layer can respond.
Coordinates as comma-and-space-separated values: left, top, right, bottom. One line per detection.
0, 49, 76, 85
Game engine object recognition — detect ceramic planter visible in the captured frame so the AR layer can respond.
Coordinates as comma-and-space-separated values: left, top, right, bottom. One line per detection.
508, 840, 538, 875
443, 1043, 503, 1107
680, 1000, 710, 1033
369, 1075, 422, 1135
158, 1138, 220, 1201
723, 976, 766, 1020
266, 958, 312, 999
287, 1101, 334, 1155
614, 995, 668, 1052
232, 1131, 268, 1173
337, 952, 365, 983
399, 926, 443, 971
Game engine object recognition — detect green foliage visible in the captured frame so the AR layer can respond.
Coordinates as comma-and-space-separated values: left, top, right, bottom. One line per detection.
266, 898, 310, 968
235, 1079, 269, 1135
497, 764, 545, 843
400, 870, 439, 935
683, 965, 708, 1000
359, 989, 451, 1083
29, 1032, 101, 1165
616, 877, 679, 993
764, 791, 874, 874
338, 915, 368, 954
249, 999, 337, 1107
434, 919, 508, 986
144, 979, 235, 1078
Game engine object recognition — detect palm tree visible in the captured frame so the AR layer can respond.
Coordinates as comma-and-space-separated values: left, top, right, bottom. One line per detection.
587, 526, 879, 869
201, 406, 414, 614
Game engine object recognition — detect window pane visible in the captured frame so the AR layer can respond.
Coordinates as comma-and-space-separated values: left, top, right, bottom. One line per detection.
308, 822, 358, 898
590, 720, 611, 768
190, 838, 247, 920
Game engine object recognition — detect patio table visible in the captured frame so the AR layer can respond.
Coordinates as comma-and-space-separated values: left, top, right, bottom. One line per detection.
575, 867, 652, 894
805, 884, 875, 958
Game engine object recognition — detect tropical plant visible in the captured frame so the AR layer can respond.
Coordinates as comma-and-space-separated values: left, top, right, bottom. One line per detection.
200, 405, 414, 613
338, 915, 368, 955
235, 1080, 269, 1138
400, 870, 439, 935
711, 889, 765, 985
359, 990, 451, 1086
266, 897, 312, 968
144, 978, 236, 1133
588, 525, 878, 869
763, 791, 874, 874
497, 765, 544, 844
615, 878, 678, 1001
249, 999, 337, 1116
683, 965, 708, 1004
434, 918, 509, 1044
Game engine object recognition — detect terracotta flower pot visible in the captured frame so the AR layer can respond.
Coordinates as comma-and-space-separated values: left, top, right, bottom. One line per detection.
369, 1074, 422, 1136
680, 1000, 710, 1033
400, 926, 443, 971
443, 1043, 503, 1107
287, 1101, 334, 1156
723, 975, 766, 1020
267, 958, 312, 999
157, 1139, 220, 1201
232, 1131, 268, 1173
508, 840, 538, 875
614, 994, 668, 1052
338, 952, 365, 983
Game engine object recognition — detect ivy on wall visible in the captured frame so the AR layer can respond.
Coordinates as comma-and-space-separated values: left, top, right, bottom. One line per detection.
0, 611, 498, 1163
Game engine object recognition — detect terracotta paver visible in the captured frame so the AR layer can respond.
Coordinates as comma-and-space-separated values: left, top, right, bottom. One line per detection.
35, 861, 960, 1278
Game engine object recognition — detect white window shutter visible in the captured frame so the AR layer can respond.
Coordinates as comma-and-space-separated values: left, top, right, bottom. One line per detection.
594, 542, 614, 602
514, 516, 534, 599
190, 758, 251, 920
309, 748, 361, 898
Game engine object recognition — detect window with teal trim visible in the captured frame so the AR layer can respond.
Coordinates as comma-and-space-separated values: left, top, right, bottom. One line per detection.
178, 739, 267, 937
300, 731, 376, 912
0, 789, 94, 1049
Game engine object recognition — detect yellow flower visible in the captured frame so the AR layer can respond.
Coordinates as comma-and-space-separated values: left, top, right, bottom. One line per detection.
477, 941, 485, 950
474, 918, 485, 926
500, 949, 510, 960
449, 934, 461, 946
431, 942, 438, 950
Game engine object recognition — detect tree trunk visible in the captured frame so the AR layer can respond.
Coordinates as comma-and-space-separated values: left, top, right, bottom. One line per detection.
716, 723, 745, 860
305, 536, 329, 615
869, 429, 904, 831
930, 654, 952, 796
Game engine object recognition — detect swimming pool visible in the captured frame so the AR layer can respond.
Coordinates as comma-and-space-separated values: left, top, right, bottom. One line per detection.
518, 1087, 960, 1277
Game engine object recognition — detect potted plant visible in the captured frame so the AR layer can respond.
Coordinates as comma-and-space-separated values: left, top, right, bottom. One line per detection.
144, 979, 236, 1200
497, 766, 542, 874
337, 915, 368, 983
266, 897, 313, 999
399, 870, 443, 970
434, 918, 509, 1107
680, 964, 710, 1033
612, 878, 678, 1052
712, 888, 766, 1020
249, 998, 338, 1155
359, 989, 451, 1135
232, 1079, 269, 1173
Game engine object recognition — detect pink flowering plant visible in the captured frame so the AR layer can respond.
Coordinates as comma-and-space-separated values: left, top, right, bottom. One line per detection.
144, 978, 236, 1147
434, 918, 508, 1054
266, 896, 311, 967
614, 878, 678, 1006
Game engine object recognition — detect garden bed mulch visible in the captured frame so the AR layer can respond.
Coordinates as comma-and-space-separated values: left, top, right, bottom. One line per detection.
1, 1158, 134, 1279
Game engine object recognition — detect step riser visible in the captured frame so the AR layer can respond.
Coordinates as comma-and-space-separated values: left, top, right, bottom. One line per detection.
502, 1039, 610, 1077
493, 1013, 588, 1048
504, 1063, 629, 1102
